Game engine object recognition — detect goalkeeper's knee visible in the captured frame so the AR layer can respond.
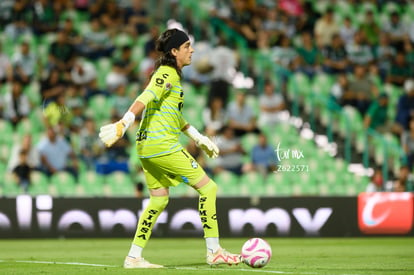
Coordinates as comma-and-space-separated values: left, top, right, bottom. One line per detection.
149, 195, 169, 211
196, 180, 217, 196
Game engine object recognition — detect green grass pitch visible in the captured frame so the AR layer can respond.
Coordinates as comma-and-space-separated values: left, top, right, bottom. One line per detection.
0, 238, 413, 274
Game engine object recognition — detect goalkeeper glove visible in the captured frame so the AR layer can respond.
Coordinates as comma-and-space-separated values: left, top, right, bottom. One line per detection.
184, 125, 219, 158
99, 111, 135, 147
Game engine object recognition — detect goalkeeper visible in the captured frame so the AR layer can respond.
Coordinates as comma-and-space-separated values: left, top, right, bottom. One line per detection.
99, 28, 241, 268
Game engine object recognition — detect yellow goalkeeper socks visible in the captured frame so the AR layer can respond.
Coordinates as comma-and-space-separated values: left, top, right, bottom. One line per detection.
132, 195, 169, 249
197, 180, 219, 239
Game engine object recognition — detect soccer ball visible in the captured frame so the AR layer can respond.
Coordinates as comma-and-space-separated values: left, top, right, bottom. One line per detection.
241, 238, 272, 268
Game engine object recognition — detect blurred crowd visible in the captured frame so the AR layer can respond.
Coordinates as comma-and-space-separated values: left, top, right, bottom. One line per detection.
0, 0, 413, 193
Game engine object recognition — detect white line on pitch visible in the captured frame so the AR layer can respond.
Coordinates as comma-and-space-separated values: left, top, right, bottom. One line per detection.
1, 260, 365, 275
15, 260, 117, 268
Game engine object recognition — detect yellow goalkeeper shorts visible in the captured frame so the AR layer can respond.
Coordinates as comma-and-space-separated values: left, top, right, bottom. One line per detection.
139, 149, 206, 190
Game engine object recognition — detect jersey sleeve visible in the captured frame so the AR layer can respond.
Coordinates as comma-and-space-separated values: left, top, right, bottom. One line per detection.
135, 69, 175, 106
179, 115, 188, 130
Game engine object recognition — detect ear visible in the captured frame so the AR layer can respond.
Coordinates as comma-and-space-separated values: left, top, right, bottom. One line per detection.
171, 48, 178, 57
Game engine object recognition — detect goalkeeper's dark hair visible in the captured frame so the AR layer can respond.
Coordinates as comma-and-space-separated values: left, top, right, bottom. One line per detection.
152, 29, 184, 79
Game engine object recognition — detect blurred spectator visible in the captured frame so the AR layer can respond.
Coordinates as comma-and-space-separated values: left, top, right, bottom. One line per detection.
271, 34, 297, 73
207, 37, 237, 107
394, 79, 414, 135
346, 30, 374, 67
314, 7, 339, 48
32, 0, 60, 35
393, 178, 406, 192
144, 25, 159, 56
382, 11, 408, 47
359, 9, 380, 46
43, 93, 71, 127
272, 10, 296, 38
124, 0, 149, 36
404, 38, 414, 76
12, 149, 32, 192
67, 98, 86, 133
40, 68, 66, 103
329, 74, 348, 110
386, 52, 410, 87
258, 80, 286, 127
214, 126, 245, 175
227, 91, 260, 137
138, 47, 157, 85
295, 1, 320, 35
339, 16, 356, 47
209, 0, 232, 20
322, 34, 349, 75
106, 61, 128, 93
262, 8, 280, 40
99, 0, 123, 35
70, 58, 106, 100
401, 117, 414, 170
4, 14, 32, 42
77, 17, 115, 60
243, 133, 277, 176
295, 32, 321, 78
7, 134, 40, 172
0, 43, 12, 83
2, 80, 30, 127
374, 33, 396, 81
88, 0, 105, 19
345, 65, 378, 114
203, 97, 227, 136
78, 118, 103, 170
366, 168, 383, 192
0, 0, 15, 26
48, 30, 76, 74
10, 0, 32, 22
183, 41, 213, 88
363, 93, 390, 132
61, 18, 82, 46
111, 84, 130, 118
11, 41, 37, 84
71, 58, 97, 87
114, 45, 138, 82
227, 0, 257, 48
36, 126, 79, 179
399, 165, 414, 191
73, 0, 90, 11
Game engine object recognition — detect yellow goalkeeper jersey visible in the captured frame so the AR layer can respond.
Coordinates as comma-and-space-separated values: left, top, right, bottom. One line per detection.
135, 65, 188, 158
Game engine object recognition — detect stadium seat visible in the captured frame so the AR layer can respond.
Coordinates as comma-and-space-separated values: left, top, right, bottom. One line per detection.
106, 171, 134, 196
50, 172, 77, 197
88, 95, 111, 121
2, 173, 23, 196
0, 119, 14, 146
214, 171, 239, 186
311, 73, 334, 101
28, 171, 50, 196
78, 170, 105, 196
241, 133, 258, 154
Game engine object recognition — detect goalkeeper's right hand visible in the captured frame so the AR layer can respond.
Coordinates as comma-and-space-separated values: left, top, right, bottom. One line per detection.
99, 111, 135, 147
99, 120, 127, 147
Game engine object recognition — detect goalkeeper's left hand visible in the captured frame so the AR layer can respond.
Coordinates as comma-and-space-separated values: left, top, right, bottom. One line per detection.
99, 111, 135, 147
196, 135, 220, 158
184, 125, 219, 158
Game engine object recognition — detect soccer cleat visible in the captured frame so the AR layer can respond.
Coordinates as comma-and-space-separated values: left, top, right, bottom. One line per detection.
123, 256, 164, 268
207, 247, 242, 266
